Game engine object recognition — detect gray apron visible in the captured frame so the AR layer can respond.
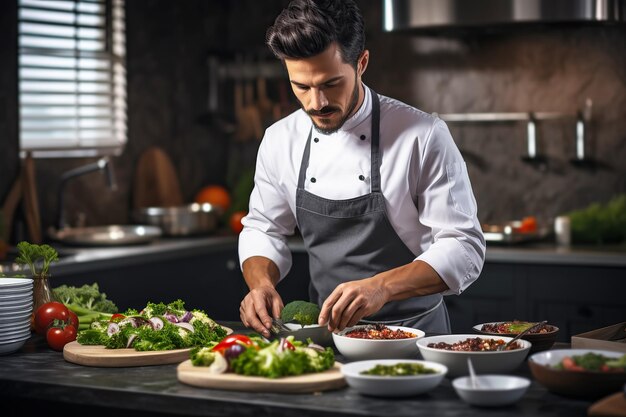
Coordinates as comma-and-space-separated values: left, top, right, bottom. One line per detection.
295, 89, 451, 334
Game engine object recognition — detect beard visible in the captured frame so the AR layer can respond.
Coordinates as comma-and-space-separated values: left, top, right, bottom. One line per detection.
300, 78, 361, 135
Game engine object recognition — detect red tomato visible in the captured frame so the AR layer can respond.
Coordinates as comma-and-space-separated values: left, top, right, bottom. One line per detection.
67, 311, 79, 329
561, 357, 584, 371
46, 324, 77, 351
34, 302, 69, 335
229, 211, 247, 234
110, 313, 126, 323
212, 334, 256, 353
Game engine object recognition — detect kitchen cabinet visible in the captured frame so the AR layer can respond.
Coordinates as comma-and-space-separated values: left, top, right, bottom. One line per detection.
446, 261, 626, 341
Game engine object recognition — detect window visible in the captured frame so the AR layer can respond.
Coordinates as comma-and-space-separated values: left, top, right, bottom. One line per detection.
18, 0, 126, 158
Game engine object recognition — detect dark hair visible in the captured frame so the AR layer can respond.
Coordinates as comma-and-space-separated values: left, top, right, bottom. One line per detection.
266, 0, 365, 67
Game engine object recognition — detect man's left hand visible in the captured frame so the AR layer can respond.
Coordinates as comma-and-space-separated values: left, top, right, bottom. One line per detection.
318, 277, 388, 332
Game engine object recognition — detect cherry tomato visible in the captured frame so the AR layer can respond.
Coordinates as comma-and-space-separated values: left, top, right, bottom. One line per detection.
212, 334, 256, 353
110, 313, 126, 323
46, 323, 77, 351
34, 301, 69, 335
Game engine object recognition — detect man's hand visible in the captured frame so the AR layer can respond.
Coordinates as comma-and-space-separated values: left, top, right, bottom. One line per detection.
318, 277, 388, 332
240, 285, 283, 337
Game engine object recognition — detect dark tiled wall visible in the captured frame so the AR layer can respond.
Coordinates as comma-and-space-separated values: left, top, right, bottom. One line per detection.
1, 0, 624, 240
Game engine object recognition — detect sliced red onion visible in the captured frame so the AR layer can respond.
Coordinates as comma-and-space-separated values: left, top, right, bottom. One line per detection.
277, 337, 286, 353
126, 334, 137, 348
107, 322, 120, 336
307, 343, 325, 353
174, 322, 194, 333
149, 317, 164, 330
180, 311, 193, 322
164, 313, 179, 323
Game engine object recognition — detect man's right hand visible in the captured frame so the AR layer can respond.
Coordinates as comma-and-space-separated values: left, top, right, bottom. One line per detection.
239, 285, 284, 337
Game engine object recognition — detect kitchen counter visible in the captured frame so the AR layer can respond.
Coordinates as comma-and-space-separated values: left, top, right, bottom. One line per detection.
0, 322, 596, 417
46, 235, 626, 277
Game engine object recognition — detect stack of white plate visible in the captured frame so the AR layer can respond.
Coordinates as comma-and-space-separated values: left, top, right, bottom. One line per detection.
0, 278, 34, 355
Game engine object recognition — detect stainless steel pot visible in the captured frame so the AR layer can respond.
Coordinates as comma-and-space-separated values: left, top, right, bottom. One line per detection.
132, 203, 221, 236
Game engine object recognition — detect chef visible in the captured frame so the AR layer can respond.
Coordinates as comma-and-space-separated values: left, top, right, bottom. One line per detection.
238, 0, 486, 337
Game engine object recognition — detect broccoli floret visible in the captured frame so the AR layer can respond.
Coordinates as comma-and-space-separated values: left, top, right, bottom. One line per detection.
53, 283, 118, 313
190, 347, 218, 366
280, 300, 320, 327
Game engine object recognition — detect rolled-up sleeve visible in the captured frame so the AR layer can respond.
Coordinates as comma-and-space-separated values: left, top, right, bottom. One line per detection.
238, 133, 298, 281
415, 120, 486, 295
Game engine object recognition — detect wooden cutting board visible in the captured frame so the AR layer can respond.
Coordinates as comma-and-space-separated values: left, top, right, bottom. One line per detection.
177, 360, 346, 393
133, 146, 184, 209
64, 326, 233, 367
63, 342, 190, 367
588, 391, 626, 417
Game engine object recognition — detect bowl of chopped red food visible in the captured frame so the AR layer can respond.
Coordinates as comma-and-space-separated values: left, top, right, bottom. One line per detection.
332, 324, 425, 361
528, 349, 626, 399
473, 321, 559, 353
416, 334, 531, 377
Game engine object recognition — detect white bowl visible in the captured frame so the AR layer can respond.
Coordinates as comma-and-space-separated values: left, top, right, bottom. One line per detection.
453, 375, 530, 406
416, 334, 531, 377
0, 334, 30, 355
528, 349, 626, 399
341, 359, 448, 397
332, 325, 425, 360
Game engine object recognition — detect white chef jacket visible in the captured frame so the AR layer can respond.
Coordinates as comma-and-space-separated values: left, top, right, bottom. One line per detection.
238, 86, 486, 296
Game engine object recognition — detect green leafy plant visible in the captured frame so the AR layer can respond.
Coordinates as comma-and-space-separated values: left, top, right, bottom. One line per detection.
15, 241, 59, 277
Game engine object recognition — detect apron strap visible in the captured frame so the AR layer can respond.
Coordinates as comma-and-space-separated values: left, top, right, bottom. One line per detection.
369, 90, 381, 193
297, 128, 313, 190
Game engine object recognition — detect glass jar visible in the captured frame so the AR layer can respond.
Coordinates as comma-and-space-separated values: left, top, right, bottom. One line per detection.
31, 274, 57, 332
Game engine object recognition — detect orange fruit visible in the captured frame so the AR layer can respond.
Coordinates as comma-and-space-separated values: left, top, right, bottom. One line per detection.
194, 185, 231, 212
229, 211, 247, 234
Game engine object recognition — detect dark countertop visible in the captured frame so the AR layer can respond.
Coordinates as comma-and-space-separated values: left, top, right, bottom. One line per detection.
44, 235, 626, 277
0, 322, 598, 417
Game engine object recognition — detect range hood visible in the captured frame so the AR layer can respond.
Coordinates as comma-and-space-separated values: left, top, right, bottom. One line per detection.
383, 0, 626, 33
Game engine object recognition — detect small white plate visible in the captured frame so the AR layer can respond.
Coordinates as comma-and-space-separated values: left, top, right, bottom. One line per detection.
0, 278, 34, 288
0, 328, 32, 341
0, 311, 32, 324
0, 301, 33, 311
0, 291, 33, 301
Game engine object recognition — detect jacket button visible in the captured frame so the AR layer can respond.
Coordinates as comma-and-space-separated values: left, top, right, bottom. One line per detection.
360, 135, 366, 140
311, 177, 317, 183
314, 137, 319, 143
358, 175, 365, 181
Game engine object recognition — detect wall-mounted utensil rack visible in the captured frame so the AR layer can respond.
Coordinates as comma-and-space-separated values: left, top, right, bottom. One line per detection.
433, 98, 593, 163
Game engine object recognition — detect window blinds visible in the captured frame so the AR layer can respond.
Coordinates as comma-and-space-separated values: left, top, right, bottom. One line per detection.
18, 0, 126, 158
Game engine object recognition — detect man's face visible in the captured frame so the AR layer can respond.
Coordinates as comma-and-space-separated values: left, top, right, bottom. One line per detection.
284, 43, 367, 134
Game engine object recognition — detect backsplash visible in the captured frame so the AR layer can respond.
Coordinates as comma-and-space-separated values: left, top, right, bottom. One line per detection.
1, 0, 624, 240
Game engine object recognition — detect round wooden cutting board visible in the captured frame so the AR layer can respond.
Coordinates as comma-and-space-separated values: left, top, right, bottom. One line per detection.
63, 326, 233, 367
177, 360, 346, 393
